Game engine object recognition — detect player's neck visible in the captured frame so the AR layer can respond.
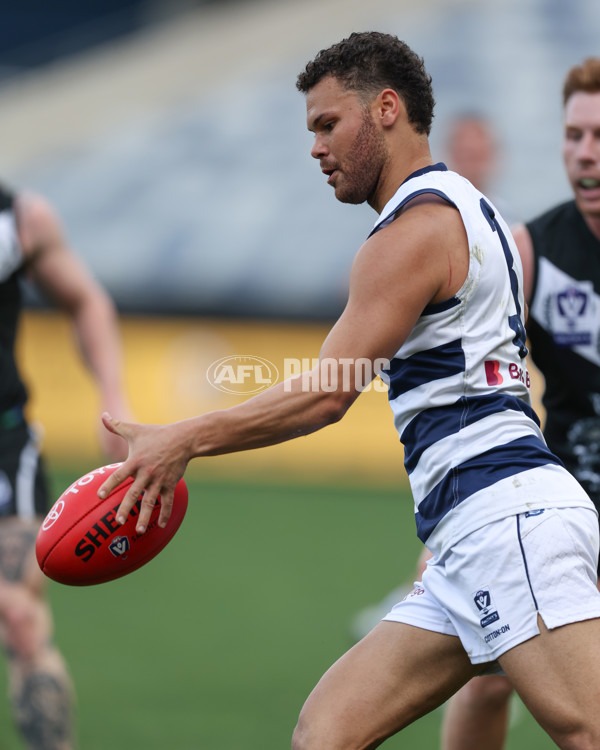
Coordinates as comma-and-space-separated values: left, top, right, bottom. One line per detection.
373, 144, 433, 215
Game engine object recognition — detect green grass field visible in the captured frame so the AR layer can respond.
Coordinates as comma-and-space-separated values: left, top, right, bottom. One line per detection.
0, 470, 556, 749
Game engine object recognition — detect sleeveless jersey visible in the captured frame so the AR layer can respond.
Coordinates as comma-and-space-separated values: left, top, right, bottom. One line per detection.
0, 185, 28, 412
527, 200, 600, 499
372, 164, 589, 556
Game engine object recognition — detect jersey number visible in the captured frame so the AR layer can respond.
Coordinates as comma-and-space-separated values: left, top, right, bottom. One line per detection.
480, 199, 528, 359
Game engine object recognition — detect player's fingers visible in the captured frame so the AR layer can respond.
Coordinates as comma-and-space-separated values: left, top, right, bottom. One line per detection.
97, 462, 134, 500
134, 487, 163, 535
115, 478, 152, 527
101, 411, 130, 439
157, 489, 175, 529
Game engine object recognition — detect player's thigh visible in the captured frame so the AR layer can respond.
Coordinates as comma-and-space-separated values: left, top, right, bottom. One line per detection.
500, 615, 600, 743
294, 620, 480, 750
0, 518, 52, 656
0, 516, 45, 586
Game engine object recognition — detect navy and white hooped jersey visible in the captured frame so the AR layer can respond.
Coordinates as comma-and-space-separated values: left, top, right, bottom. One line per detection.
372, 164, 592, 556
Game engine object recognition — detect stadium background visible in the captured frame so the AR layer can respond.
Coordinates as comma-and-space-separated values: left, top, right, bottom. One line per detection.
1, 0, 597, 747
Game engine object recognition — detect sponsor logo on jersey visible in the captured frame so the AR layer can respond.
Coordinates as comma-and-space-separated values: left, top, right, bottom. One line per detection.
484, 360, 503, 386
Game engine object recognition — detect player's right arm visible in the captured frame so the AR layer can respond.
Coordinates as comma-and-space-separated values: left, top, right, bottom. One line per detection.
99, 196, 470, 533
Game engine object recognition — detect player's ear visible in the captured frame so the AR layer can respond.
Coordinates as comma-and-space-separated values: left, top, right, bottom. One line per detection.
379, 88, 402, 126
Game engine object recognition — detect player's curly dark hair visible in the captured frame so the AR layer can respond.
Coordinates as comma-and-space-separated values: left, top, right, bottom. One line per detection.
296, 31, 435, 135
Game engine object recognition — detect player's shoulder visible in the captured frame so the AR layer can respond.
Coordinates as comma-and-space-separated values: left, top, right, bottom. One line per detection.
13, 191, 63, 258
355, 194, 467, 308
362, 165, 469, 271
15, 190, 58, 226
369, 194, 462, 257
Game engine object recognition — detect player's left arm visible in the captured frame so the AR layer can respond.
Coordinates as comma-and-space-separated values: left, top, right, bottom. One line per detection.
99, 197, 468, 532
15, 192, 130, 459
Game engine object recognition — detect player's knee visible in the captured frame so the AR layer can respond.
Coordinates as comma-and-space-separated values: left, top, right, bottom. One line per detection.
292, 710, 327, 750
545, 715, 600, 750
292, 711, 340, 750
0, 594, 50, 661
291, 718, 308, 750
292, 712, 366, 750
553, 726, 600, 750
292, 724, 341, 750
465, 675, 513, 709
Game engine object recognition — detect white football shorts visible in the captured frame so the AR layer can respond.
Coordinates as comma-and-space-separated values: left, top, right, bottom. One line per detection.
383, 506, 600, 670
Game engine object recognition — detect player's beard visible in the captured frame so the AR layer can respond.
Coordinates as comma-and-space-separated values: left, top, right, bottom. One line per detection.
335, 109, 389, 205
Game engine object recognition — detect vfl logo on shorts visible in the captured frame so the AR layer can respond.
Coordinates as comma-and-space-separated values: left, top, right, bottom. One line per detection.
473, 587, 500, 628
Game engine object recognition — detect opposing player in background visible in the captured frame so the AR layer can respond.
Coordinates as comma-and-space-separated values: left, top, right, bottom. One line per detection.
0, 183, 129, 749
441, 56, 600, 750
98, 33, 600, 749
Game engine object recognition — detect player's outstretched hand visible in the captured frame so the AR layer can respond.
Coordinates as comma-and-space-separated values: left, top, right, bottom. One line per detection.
97, 412, 190, 535
98, 396, 136, 462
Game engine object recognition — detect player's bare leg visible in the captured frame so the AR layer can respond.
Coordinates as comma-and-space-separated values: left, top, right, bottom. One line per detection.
0, 518, 75, 750
441, 576, 600, 750
499, 615, 600, 749
441, 675, 513, 750
292, 620, 480, 750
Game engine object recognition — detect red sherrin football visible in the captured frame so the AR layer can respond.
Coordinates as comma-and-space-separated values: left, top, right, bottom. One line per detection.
35, 463, 188, 586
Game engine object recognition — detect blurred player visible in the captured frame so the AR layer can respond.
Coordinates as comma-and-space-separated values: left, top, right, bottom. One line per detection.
441, 56, 600, 750
98, 33, 600, 749
446, 113, 499, 193
0, 183, 129, 749
445, 113, 514, 223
